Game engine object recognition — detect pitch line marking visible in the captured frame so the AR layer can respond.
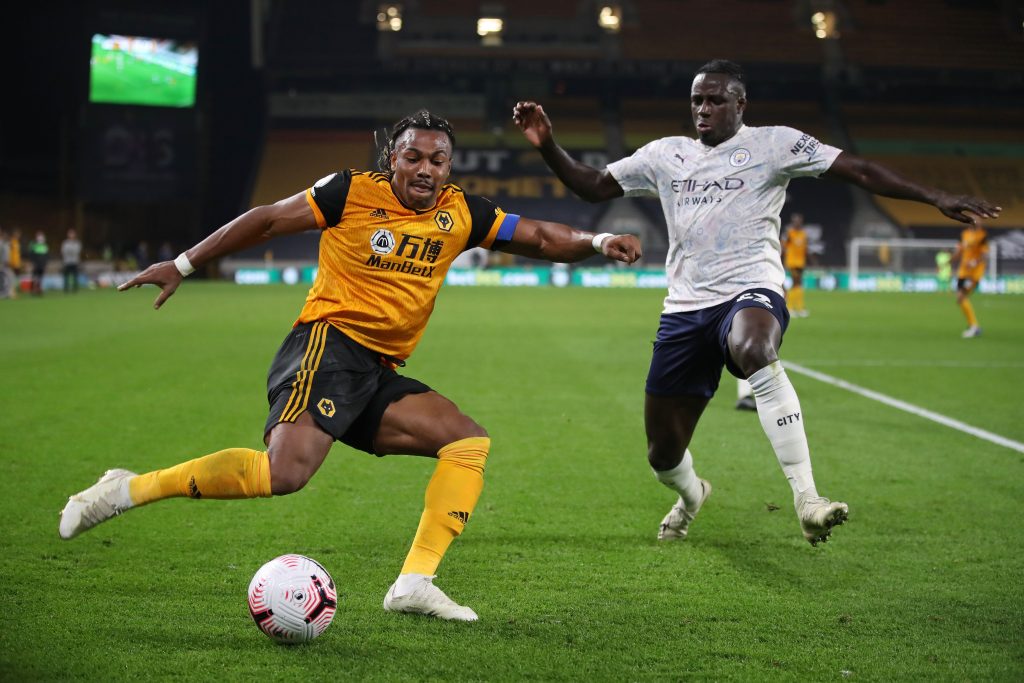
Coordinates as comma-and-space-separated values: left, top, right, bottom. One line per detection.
792, 359, 1024, 369
785, 361, 1024, 454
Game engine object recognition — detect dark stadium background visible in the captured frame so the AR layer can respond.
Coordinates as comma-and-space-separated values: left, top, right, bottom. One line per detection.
2, 0, 1022, 276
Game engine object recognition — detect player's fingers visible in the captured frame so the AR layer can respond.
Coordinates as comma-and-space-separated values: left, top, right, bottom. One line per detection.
152, 287, 174, 310
960, 197, 1001, 219
945, 209, 973, 224
117, 277, 144, 291
609, 243, 638, 263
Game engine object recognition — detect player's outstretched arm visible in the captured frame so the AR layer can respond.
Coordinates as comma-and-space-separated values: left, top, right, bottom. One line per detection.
500, 217, 641, 264
824, 152, 1002, 224
118, 191, 319, 309
513, 101, 624, 203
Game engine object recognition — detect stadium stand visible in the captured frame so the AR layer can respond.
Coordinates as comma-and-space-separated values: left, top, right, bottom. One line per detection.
840, 0, 1024, 71
5, 0, 1022, 277
842, 103, 1024, 228
250, 131, 376, 207
619, 0, 823, 64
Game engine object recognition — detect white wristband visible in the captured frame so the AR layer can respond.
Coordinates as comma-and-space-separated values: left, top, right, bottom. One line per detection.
592, 233, 613, 253
174, 252, 195, 277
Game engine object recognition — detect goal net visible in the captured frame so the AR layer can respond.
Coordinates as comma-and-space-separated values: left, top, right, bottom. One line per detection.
848, 238, 999, 291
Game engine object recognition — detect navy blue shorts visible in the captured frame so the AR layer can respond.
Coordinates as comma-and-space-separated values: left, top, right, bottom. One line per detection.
645, 288, 789, 398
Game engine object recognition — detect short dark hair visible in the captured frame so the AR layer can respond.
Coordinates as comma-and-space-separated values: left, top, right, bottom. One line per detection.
696, 60, 747, 99
695, 59, 745, 83
376, 110, 457, 173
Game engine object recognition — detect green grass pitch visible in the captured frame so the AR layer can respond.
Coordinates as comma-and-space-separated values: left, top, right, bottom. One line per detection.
1, 284, 1022, 680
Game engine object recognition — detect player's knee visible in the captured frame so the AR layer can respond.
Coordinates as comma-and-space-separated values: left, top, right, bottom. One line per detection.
647, 438, 687, 471
267, 448, 319, 495
731, 337, 777, 376
444, 416, 488, 444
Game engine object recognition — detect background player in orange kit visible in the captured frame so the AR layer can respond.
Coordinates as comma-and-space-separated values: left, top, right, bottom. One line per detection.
781, 213, 809, 317
951, 221, 988, 337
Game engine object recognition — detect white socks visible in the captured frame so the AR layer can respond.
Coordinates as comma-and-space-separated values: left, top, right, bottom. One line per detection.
653, 449, 703, 509
737, 378, 753, 400
748, 361, 818, 501
393, 573, 432, 597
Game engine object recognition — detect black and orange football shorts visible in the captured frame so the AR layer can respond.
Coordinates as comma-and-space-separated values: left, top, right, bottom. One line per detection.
264, 321, 431, 454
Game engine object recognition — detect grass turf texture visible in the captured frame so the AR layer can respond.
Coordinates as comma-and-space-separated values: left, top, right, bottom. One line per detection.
1, 284, 1022, 681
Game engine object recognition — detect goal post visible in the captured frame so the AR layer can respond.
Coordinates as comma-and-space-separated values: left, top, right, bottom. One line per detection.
848, 237, 998, 284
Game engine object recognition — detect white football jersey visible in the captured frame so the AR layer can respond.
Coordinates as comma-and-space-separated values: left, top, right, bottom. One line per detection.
607, 124, 841, 312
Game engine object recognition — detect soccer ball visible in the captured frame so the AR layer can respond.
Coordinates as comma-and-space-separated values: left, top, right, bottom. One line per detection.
247, 554, 338, 644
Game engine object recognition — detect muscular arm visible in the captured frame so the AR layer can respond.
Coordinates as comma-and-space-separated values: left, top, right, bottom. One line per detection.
824, 152, 1001, 224
500, 217, 641, 264
513, 101, 624, 203
119, 191, 318, 308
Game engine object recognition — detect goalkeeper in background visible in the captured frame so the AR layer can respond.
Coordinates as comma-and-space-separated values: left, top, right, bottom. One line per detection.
951, 222, 988, 338
935, 249, 952, 287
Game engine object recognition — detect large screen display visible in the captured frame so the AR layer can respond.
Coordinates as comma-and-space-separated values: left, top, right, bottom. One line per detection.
89, 33, 198, 107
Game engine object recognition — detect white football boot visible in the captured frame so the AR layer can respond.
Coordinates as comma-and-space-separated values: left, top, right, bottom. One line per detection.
383, 575, 478, 621
961, 326, 982, 338
657, 478, 712, 541
59, 469, 136, 539
796, 492, 848, 546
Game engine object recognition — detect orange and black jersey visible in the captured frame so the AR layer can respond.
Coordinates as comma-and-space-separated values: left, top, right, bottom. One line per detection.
782, 228, 808, 270
297, 169, 519, 360
956, 227, 988, 279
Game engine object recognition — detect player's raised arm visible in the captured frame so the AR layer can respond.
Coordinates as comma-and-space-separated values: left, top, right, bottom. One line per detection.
499, 217, 641, 264
118, 191, 319, 309
513, 101, 624, 203
824, 152, 1002, 225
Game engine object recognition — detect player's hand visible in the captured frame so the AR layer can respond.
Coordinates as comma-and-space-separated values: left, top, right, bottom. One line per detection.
935, 192, 1001, 224
512, 101, 553, 148
117, 260, 184, 309
601, 234, 643, 264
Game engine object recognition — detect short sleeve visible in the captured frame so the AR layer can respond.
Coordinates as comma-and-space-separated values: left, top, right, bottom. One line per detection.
772, 127, 842, 179
305, 169, 353, 228
606, 140, 662, 198
464, 194, 520, 251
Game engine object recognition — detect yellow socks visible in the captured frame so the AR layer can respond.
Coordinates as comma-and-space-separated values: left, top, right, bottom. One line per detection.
128, 448, 272, 506
959, 299, 978, 327
789, 286, 805, 313
400, 437, 490, 576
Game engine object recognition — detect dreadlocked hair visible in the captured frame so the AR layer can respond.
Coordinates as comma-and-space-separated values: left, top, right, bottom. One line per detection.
375, 110, 457, 173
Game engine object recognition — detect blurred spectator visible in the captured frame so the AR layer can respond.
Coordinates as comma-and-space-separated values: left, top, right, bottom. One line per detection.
136, 241, 151, 270
0, 228, 10, 299
61, 229, 83, 293
28, 231, 49, 296
157, 241, 174, 263
9, 228, 22, 297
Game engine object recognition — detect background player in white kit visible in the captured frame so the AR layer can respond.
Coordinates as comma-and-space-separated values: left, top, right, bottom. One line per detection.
514, 59, 1000, 545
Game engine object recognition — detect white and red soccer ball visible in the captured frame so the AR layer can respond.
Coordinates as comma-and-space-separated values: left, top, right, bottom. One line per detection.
247, 554, 337, 643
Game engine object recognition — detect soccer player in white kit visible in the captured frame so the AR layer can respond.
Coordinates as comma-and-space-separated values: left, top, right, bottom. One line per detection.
514, 59, 1001, 545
